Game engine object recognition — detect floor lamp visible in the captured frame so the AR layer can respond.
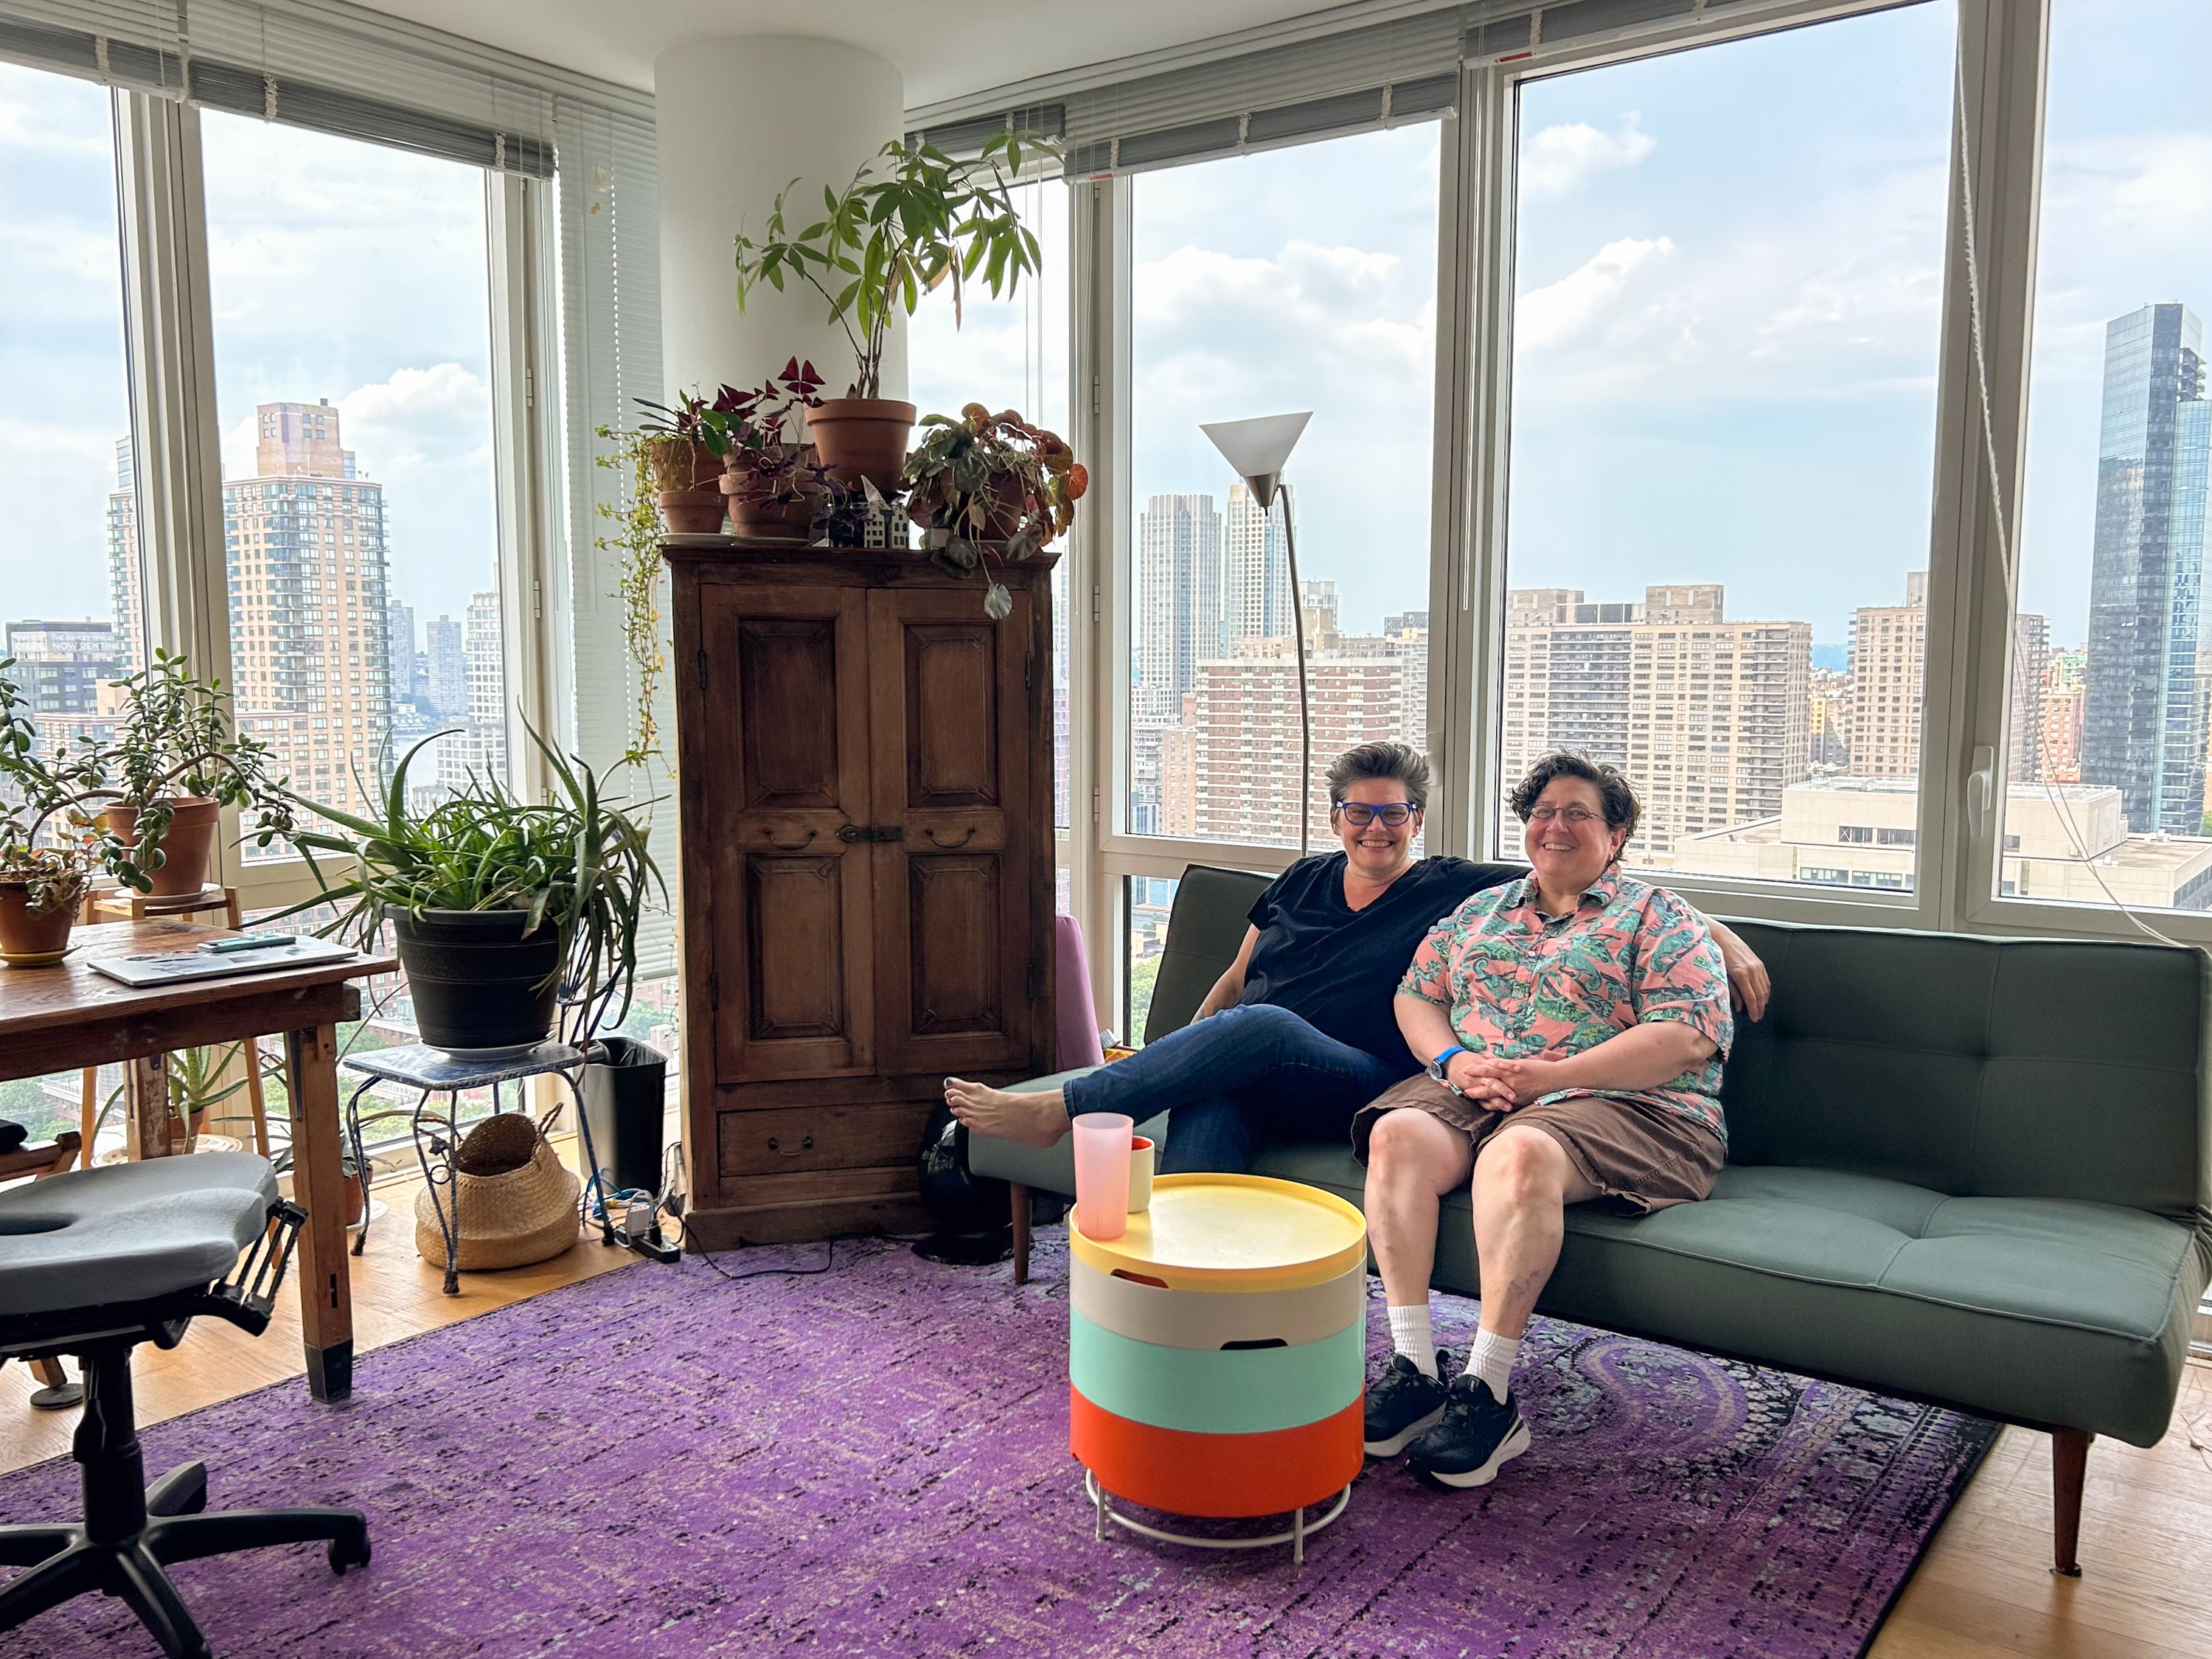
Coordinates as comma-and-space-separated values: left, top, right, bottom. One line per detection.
1201, 412, 1315, 853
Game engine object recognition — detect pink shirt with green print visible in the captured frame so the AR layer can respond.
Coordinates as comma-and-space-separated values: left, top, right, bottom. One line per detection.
1396, 868, 1734, 1139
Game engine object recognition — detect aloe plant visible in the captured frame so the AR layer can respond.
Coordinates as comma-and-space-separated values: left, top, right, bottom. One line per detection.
275, 727, 665, 1038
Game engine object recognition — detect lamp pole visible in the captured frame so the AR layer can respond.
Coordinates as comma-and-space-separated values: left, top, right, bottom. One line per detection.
1278, 481, 1312, 857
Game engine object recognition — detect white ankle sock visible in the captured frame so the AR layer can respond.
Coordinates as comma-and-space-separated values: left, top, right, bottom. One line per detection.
1386, 1304, 1437, 1377
1468, 1327, 1520, 1403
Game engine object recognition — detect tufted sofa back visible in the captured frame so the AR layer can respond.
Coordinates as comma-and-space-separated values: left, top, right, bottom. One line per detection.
1720, 919, 2212, 1224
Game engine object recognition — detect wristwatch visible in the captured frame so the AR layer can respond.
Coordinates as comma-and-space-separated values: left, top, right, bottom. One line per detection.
1427, 1045, 1469, 1090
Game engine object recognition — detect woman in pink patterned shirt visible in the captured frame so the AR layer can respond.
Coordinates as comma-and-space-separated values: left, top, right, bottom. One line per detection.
1355, 751, 1735, 1495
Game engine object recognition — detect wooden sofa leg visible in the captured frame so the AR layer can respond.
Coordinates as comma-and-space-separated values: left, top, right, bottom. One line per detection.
2051, 1427, 2091, 1577
1010, 1183, 1032, 1285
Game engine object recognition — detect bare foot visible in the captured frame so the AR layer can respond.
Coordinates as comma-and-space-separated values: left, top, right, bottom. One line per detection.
945, 1077, 1068, 1147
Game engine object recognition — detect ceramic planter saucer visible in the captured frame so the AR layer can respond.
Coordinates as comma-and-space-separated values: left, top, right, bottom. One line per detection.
0, 945, 74, 968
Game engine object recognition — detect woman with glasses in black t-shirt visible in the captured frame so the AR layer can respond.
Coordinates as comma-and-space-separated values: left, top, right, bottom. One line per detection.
945, 741, 1768, 1174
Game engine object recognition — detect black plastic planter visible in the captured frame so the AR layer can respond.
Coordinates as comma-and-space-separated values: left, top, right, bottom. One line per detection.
582, 1036, 668, 1194
392, 909, 563, 1057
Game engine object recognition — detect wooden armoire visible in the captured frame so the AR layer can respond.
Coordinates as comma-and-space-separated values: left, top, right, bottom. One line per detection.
663, 539, 1059, 1246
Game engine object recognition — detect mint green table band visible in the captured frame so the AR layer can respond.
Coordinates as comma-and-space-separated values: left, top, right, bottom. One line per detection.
1070, 1256, 1365, 1349
1068, 1310, 1364, 1435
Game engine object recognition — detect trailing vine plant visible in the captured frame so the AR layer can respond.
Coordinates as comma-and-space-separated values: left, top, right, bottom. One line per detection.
595, 425, 668, 767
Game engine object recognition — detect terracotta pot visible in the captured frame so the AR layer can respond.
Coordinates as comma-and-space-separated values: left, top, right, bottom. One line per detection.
101, 796, 220, 897
720, 450, 818, 539
658, 488, 728, 535
804, 398, 917, 493
644, 436, 721, 494
0, 877, 80, 966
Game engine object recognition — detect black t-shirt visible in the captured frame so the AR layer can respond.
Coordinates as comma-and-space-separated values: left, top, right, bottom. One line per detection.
1237, 854, 1526, 1078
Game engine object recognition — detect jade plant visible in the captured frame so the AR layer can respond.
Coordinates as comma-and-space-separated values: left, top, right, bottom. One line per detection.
733, 131, 1059, 400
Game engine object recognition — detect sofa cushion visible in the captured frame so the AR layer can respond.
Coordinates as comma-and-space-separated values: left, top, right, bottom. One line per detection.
1249, 1147, 2206, 1446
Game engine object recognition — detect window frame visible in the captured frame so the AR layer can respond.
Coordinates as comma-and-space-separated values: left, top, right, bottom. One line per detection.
1065, 0, 2212, 1029
103, 90, 566, 916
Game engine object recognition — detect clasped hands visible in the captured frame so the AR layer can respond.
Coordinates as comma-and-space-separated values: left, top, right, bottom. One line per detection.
1439, 1050, 1554, 1109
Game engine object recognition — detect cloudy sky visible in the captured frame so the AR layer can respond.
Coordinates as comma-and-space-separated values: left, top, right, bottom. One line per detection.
5, 0, 2204, 664
0, 70, 497, 647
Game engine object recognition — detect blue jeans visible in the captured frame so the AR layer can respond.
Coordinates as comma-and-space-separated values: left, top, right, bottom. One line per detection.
1061, 1003, 1404, 1175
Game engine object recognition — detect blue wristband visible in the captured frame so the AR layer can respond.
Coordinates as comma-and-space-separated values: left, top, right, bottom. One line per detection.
1427, 1044, 1468, 1078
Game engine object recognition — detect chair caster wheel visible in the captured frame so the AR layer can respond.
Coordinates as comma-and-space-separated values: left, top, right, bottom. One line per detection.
330, 1531, 371, 1574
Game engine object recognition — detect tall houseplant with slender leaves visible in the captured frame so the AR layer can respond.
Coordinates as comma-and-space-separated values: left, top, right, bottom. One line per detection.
733, 131, 1059, 493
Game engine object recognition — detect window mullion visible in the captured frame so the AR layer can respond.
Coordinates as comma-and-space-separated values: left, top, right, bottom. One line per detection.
1934, 0, 2051, 933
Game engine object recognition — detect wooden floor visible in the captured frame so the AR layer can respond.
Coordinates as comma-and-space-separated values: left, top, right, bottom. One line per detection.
3, 1169, 2206, 1659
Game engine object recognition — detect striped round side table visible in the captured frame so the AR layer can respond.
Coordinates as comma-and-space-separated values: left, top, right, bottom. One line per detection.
1068, 1173, 1368, 1562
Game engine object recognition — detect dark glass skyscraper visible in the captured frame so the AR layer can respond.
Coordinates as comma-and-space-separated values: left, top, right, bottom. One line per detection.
2083, 304, 2212, 832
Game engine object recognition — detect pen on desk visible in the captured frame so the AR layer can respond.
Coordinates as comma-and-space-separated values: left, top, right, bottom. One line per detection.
198, 935, 294, 954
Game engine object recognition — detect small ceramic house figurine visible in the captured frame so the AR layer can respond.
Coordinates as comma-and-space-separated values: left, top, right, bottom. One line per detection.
857, 479, 913, 550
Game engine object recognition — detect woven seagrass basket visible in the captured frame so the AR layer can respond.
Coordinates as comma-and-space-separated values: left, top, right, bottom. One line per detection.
414, 1113, 580, 1271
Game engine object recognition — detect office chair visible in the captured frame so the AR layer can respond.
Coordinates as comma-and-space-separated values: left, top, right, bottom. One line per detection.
0, 1153, 369, 1659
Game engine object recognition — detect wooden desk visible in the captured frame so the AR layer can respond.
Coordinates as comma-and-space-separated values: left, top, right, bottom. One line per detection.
0, 919, 399, 1402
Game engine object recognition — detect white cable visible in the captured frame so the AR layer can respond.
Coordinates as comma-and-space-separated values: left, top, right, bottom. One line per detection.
1952, 26, 2185, 948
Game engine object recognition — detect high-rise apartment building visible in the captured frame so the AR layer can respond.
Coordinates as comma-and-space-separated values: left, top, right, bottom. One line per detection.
386, 601, 419, 703
1192, 646, 1423, 847
1500, 585, 1810, 864
1222, 481, 1293, 647
105, 405, 393, 822
1809, 667, 1852, 771
2008, 611, 2051, 784
106, 438, 144, 679
464, 589, 507, 785
1134, 493, 1221, 723
1845, 571, 1927, 779
2082, 303, 2212, 832
1158, 692, 1198, 838
424, 616, 467, 716
4, 619, 119, 720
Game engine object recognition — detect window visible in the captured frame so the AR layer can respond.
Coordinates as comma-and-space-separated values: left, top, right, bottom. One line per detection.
198, 110, 505, 850
1496, 5, 1955, 897
1127, 126, 1439, 849
0, 64, 137, 1157
1124, 875, 1180, 1043
2000, 0, 2212, 914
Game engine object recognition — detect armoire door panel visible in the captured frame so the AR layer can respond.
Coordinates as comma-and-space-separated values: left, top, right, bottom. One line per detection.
907, 854, 1004, 1036
902, 623, 1001, 807
738, 618, 842, 808
867, 586, 1036, 1077
703, 582, 875, 1085
745, 854, 847, 1040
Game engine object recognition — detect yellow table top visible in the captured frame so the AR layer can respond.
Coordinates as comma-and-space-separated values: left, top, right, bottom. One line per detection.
1070, 1172, 1368, 1293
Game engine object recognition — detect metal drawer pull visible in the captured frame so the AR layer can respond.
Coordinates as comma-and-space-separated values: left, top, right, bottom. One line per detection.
836, 824, 905, 843
766, 827, 817, 849
925, 826, 976, 848
767, 1135, 815, 1156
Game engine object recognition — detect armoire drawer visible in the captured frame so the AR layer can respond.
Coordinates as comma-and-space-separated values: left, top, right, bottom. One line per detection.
716, 1101, 935, 1178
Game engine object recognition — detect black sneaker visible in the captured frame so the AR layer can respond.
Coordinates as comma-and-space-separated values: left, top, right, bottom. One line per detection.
1406, 1375, 1531, 1490
1363, 1353, 1450, 1456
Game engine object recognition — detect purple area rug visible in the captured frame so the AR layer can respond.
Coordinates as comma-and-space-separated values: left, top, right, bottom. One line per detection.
0, 1228, 1996, 1658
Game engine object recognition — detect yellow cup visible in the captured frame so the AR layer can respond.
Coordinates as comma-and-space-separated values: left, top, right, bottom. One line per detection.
1127, 1135, 1156, 1213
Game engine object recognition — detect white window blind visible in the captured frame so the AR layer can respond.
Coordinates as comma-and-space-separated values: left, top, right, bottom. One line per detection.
907, 0, 1920, 178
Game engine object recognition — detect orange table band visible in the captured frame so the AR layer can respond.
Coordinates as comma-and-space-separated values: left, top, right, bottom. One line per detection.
1070, 1388, 1363, 1519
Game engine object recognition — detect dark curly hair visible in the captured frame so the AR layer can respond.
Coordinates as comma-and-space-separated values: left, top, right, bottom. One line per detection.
1508, 751, 1639, 844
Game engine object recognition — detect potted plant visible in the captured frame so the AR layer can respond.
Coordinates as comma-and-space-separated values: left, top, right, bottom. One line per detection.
634, 389, 731, 534
279, 728, 664, 1057
0, 658, 119, 964
733, 131, 1058, 494
97, 650, 301, 897
902, 405, 1088, 618
716, 358, 830, 538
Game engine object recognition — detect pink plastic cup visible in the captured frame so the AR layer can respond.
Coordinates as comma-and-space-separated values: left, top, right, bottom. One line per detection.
1071, 1112, 1135, 1241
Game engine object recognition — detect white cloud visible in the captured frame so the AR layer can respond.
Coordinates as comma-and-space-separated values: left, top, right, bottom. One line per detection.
1519, 116, 1658, 201
1516, 236, 1676, 352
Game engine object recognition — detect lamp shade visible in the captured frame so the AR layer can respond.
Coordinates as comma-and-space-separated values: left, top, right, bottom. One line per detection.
1200, 412, 1312, 509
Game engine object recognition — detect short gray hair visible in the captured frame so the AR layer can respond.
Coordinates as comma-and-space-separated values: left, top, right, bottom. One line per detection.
1326, 741, 1430, 810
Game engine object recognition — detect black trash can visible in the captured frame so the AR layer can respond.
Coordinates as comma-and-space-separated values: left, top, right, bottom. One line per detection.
582, 1037, 668, 1195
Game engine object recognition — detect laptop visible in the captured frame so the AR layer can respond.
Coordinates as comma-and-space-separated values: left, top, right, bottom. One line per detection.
91, 933, 361, 990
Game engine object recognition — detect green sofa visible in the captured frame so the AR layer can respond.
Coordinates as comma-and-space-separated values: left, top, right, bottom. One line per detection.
969, 863, 2212, 1574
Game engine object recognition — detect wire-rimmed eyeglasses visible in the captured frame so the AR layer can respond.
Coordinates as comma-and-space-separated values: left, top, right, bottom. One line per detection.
1332, 801, 1419, 828
1526, 805, 1605, 826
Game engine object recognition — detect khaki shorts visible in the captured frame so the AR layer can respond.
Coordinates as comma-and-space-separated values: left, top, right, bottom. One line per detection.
1351, 1073, 1726, 1214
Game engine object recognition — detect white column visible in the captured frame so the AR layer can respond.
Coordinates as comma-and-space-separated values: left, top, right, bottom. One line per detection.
653, 37, 907, 402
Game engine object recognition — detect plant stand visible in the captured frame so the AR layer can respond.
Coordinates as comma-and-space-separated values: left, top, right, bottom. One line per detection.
339, 1043, 614, 1294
